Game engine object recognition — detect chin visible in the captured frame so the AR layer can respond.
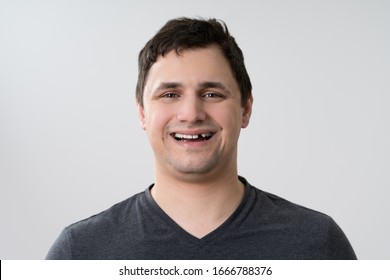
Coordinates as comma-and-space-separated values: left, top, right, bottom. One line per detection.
170, 158, 220, 175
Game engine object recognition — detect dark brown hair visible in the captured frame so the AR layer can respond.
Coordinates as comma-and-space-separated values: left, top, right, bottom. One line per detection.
136, 17, 252, 107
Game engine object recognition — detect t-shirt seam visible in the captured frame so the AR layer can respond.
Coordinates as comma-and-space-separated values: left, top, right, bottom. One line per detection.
144, 181, 252, 247
325, 216, 332, 259
63, 227, 73, 259
144, 190, 208, 246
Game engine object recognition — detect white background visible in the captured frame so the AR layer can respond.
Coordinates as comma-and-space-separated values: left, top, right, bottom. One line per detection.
2, 260, 390, 280
0, 0, 389, 259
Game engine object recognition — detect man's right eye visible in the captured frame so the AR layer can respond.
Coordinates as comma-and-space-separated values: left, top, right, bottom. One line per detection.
162, 93, 179, 98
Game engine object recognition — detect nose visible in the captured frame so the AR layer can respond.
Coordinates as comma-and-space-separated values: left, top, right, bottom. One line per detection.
176, 95, 206, 123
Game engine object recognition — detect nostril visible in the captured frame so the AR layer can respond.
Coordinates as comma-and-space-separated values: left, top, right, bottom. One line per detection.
176, 102, 206, 122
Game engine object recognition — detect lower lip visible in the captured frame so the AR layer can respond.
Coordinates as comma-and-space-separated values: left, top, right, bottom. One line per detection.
171, 135, 215, 149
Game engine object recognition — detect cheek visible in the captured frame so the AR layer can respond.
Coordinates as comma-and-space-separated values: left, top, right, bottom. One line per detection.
212, 109, 242, 143
217, 107, 242, 129
145, 107, 172, 134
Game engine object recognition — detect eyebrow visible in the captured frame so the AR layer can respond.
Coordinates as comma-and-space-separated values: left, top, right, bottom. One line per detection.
199, 81, 230, 93
155, 82, 183, 92
153, 81, 231, 94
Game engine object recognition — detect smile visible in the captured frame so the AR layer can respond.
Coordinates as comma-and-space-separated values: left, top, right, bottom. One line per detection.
172, 132, 213, 141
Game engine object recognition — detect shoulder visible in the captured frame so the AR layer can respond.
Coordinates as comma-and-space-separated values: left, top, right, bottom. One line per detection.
66, 190, 147, 233
250, 185, 339, 238
257, 188, 330, 220
46, 190, 149, 259
242, 179, 356, 259
241, 176, 331, 226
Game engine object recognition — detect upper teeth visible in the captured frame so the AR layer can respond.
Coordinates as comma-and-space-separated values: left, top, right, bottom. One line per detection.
175, 133, 212, 139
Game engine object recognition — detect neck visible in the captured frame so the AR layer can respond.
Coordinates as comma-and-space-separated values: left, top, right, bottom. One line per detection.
151, 167, 245, 238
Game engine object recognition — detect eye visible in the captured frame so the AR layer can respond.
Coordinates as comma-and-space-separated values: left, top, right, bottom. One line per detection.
202, 92, 224, 100
161, 92, 179, 98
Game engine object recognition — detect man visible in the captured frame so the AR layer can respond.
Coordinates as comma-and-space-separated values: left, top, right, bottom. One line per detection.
46, 17, 356, 259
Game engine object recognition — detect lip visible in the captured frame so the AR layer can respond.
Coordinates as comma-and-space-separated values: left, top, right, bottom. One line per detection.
170, 129, 216, 135
169, 129, 217, 148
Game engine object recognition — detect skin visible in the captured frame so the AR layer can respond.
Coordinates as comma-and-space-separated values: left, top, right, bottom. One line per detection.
137, 45, 253, 238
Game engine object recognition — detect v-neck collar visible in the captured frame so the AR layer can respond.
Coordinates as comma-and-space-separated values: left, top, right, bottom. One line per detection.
144, 176, 252, 246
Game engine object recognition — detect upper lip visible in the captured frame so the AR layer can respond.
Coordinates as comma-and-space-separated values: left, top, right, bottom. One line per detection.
171, 129, 215, 135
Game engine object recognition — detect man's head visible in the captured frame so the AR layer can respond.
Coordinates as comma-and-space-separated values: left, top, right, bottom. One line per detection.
136, 17, 252, 107
136, 18, 253, 180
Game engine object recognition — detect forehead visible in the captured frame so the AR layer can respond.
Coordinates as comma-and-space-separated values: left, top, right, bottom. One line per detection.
144, 45, 238, 92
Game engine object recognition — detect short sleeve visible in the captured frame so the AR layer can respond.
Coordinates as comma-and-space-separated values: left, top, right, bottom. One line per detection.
327, 217, 357, 259
45, 228, 72, 260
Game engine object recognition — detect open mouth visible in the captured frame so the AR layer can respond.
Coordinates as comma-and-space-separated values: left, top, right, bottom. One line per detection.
171, 132, 214, 142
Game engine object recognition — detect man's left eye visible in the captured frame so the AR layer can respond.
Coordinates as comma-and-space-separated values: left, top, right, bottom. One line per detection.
203, 92, 221, 98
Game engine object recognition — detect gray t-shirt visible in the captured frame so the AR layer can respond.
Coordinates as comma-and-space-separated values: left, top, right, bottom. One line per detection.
46, 177, 356, 259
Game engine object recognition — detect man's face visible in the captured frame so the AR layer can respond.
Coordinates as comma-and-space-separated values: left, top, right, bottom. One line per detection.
138, 45, 252, 179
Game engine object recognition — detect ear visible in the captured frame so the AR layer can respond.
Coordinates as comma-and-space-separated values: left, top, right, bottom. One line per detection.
241, 94, 253, 128
137, 101, 147, 130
